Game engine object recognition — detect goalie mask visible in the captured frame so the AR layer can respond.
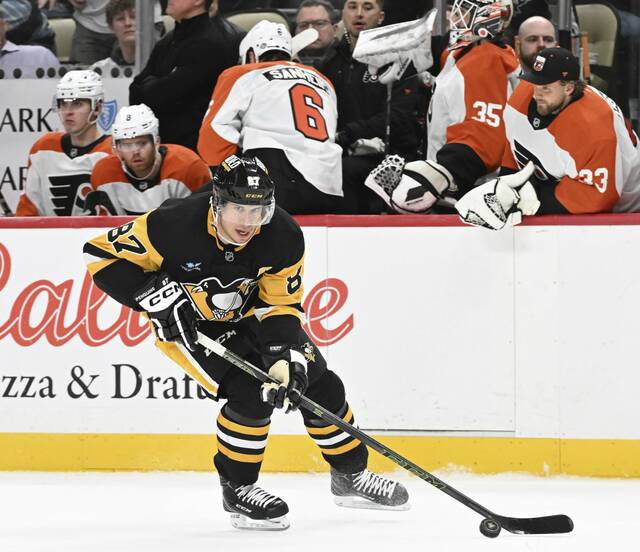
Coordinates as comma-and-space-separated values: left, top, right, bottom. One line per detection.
449, 0, 513, 48
211, 155, 276, 246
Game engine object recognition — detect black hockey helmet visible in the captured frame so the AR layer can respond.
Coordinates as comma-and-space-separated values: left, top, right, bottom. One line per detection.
212, 155, 275, 207
211, 155, 276, 242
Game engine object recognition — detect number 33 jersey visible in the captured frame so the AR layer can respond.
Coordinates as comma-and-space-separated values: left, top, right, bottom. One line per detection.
16, 132, 113, 216
197, 61, 342, 197
502, 83, 640, 213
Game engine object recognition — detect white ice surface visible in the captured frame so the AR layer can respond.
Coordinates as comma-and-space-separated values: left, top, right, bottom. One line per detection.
1, 471, 638, 551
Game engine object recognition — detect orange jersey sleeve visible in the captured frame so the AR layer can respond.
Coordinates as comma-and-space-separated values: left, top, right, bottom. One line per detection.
446, 43, 520, 172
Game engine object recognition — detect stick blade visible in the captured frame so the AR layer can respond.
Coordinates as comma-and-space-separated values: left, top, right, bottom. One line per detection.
499, 514, 574, 535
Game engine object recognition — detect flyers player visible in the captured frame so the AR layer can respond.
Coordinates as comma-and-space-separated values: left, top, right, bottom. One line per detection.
16, 70, 112, 216
83, 155, 409, 531
197, 20, 343, 214
86, 104, 211, 216
455, 48, 640, 229
365, 0, 520, 214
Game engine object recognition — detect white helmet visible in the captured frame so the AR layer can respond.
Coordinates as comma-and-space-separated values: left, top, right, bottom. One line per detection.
112, 104, 160, 144
55, 70, 104, 110
449, 0, 513, 47
239, 19, 292, 64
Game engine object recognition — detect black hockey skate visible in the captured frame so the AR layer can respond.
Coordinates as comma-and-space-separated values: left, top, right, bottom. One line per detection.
221, 478, 290, 531
331, 468, 410, 511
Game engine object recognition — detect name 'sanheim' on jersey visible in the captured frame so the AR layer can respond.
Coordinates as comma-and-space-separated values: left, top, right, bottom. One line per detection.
263, 67, 330, 92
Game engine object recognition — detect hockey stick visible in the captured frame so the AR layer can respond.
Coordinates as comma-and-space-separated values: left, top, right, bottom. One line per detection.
196, 331, 574, 538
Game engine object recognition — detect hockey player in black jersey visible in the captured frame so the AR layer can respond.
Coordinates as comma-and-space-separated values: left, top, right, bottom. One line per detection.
83, 154, 409, 530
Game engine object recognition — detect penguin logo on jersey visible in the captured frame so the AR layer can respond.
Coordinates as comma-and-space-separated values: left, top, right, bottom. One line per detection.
185, 276, 258, 321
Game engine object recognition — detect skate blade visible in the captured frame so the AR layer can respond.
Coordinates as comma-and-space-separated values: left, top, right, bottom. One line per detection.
333, 496, 411, 512
229, 513, 290, 531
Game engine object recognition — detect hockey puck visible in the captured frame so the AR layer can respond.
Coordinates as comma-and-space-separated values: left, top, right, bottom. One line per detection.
479, 518, 501, 538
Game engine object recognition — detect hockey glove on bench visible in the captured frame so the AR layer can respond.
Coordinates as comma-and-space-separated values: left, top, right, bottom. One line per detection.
455, 162, 539, 230
260, 344, 308, 413
134, 272, 199, 351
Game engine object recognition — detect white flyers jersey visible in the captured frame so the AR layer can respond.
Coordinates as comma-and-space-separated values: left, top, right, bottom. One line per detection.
427, 41, 520, 171
89, 144, 212, 215
16, 132, 112, 216
198, 61, 343, 197
502, 82, 640, 213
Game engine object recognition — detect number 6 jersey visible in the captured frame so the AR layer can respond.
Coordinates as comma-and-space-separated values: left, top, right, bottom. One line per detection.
197, 61, 342, 197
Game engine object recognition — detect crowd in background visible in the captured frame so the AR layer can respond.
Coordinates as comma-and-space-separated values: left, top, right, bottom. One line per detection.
3, 0, 640, 221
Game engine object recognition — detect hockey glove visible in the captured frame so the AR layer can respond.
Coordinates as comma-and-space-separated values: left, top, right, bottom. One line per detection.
455, 162, 540, 230
260, 344, 308, 413
134, 272, 199, 351
365, 155, 453, 214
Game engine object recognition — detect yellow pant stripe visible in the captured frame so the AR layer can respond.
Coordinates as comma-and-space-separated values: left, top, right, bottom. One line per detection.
218, 415, 270, 437
306, 406, 353, 435
217, 442, 265, 463
319, 439, 360, 456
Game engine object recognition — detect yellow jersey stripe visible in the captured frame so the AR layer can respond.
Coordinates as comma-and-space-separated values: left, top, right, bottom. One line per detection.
306, 407, 353, 435
218, 414, 270, 436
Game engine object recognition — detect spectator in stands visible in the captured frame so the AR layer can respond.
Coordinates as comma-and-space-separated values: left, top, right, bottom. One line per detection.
90, 0, 134, 75
130, 0, 238, 152
0, 2, 59, 77
515, 16, 556, 73
294, 0, 338, 67
16, 70, 112, 216
3, 0, 56, 52
85, 104, 211, 215
209, 0, 245, 61
319, 0, 421, 213
456, 47, 640, 230
64, 0, 116, 65
198, 20, 343, 214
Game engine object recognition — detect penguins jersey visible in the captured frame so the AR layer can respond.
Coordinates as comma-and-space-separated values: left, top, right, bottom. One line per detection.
197, 61, 343, 197
89, 144, 212, 215
502, 83, 640, 214
83, 193, 305, 392
16, 132, 112, 216
427, 41, 520, 191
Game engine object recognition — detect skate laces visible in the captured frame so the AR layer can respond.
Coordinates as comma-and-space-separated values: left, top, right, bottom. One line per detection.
353, 470, 398, 498
236, 485, 279, 508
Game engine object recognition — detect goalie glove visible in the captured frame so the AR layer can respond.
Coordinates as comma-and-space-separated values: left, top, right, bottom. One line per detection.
365, 155, 453, 214
455, 162, 540, 230
134, 273, 199, 351
260, 344, 308, 413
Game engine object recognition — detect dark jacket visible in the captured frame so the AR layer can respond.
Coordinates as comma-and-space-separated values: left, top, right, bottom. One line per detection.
318, 35, 421, 157
129, 13, 239, 152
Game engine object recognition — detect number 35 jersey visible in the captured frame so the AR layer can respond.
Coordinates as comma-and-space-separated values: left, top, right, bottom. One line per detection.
197, 61, 342, 197
16, 132, 113, 216
427, 41, 520, 192
83, 193, 306, 346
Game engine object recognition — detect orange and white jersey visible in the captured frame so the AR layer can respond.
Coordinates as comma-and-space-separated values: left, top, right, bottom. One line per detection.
16, 132, 112, 216
90, 144, 212, 215
427, 41, 520, 172
502, 83, 640, 213
198, 61, 342, 197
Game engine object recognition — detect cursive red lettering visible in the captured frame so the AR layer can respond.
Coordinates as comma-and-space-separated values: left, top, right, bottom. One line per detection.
303, 278, 354, 347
